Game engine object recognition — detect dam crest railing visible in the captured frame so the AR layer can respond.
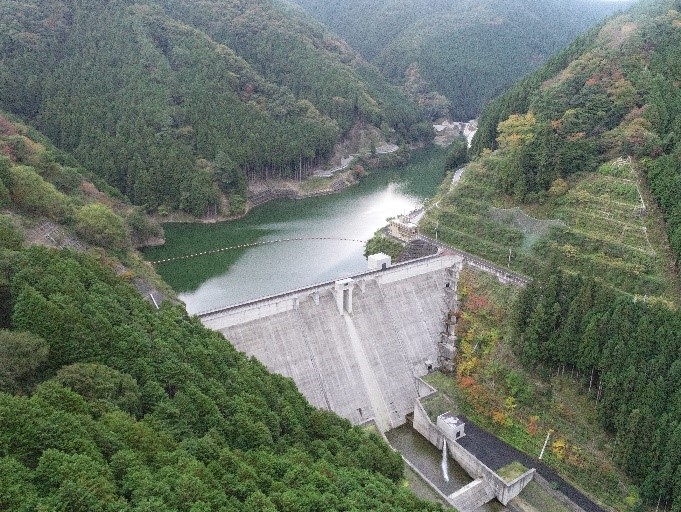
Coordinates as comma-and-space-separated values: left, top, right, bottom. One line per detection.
197, 253, 450, 318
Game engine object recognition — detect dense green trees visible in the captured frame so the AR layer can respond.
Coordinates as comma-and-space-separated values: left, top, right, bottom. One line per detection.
364, 230, 404, 260
0, 113, 160, 250
0, 330, 49, 393
0, 245, 441, 511
0, 0, 427, 216
444, 137, 469, 172
470, 1, 681, 264
460, 3, 681, 507
289, 0, 630, 120
74, 204, 130, 251
511, 269, 681, 509
9, 165, 72, 222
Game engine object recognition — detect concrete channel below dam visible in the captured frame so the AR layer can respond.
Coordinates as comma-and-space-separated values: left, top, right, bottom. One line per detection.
199, 254, 463, 432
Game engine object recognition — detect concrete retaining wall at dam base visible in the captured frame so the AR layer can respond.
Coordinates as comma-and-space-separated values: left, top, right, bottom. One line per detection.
412, 393, 535, 511
200, 254, 462, 432
411, 380, 599, 512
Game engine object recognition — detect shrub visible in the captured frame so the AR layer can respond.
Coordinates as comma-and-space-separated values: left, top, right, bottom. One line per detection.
74, 204, 129, 251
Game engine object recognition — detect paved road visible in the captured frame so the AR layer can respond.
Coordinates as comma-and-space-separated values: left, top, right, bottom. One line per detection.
458, 416, 608, 512
417, 234, 530, 286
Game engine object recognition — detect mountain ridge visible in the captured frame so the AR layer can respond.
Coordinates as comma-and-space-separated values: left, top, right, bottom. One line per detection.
0, 0, 427, 215
289, 0, 635, 119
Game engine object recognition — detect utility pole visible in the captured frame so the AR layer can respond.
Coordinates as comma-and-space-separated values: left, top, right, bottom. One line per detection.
539, 430, 552, 460
508, 248, 512, 267
435, 220, 439, 242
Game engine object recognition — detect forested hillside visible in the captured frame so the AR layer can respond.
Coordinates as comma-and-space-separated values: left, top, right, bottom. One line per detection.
0, 111, 161, 251
441, 0, 681, 508
289, 0, 631, 119
0, 12, 446, 509
0, 109, 438, 509
472, 0, 681, 265
0, 0, 426, 215
512, 270, 681, 509
0, 244, 442, 511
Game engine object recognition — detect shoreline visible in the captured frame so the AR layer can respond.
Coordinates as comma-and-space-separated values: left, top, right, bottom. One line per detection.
147, 121, 475, 231
151, 165, 361, 227
151, 145, 414, 227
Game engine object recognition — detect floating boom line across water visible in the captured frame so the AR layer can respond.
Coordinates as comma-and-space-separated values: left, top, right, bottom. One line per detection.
150, 237, 367, 264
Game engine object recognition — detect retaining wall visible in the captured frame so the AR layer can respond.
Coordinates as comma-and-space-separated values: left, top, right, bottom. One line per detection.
413, 398, 535, 508
449, 479, 496, 511
248, 179, 349, 209
413, 399, 443, 448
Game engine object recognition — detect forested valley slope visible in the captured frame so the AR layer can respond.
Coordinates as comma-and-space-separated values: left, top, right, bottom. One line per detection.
416, 0, 681, 509
4, 0, 681, 510
289, 0, 633, 119
0, 0, 430, 216
0, 114, 441, 510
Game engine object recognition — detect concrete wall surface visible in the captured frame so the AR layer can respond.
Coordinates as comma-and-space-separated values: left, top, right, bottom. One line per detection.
415, 377, 438, 400
413, 396, 535, 507
200, 253, 460, 329
496, 469, 536, 505
413, 399, 443, 448
448, 479, 496, 512
206, 255, 462, 431
446, 426, 535, 505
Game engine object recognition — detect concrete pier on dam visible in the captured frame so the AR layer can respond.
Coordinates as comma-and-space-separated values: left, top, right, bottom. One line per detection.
199, 254, 463, 432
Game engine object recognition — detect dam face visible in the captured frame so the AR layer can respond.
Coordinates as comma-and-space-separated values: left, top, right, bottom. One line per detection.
200, 255, 462, 432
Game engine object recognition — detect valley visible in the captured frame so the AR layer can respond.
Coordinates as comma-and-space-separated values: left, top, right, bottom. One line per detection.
1, 0, 681, 511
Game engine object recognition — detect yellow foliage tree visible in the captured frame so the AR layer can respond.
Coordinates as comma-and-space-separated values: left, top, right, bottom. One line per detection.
551, 438, 567, 459
496, 112, 537, 149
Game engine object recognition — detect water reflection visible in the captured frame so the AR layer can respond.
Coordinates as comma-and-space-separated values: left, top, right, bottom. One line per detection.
179, 185, 418, 313
145, 147, 446, 314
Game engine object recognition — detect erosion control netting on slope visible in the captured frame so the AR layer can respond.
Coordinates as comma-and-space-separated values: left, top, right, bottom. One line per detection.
490, 207, 565, 246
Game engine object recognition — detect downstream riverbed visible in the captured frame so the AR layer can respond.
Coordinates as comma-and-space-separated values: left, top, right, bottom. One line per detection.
386, 425, 504, 511
144, 146, 446, 314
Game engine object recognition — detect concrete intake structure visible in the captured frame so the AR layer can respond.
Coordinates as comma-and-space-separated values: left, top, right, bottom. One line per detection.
199, 254, 463, 432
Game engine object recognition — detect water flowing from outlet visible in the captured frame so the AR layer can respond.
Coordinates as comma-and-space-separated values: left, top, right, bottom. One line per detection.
441, 439, 450, 482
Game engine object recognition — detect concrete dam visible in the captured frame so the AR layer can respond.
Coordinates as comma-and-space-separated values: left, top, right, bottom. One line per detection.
199, 254, 463, 432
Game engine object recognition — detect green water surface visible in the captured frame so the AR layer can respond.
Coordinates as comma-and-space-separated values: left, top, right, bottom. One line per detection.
144, 146, 446, 314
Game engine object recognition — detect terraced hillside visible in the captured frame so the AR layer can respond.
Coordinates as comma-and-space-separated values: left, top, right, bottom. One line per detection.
421, 2, 681, 510
421, 156, 676, 301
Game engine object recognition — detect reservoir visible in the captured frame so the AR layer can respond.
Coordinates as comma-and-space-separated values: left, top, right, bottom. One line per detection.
144, 146, 446, 314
